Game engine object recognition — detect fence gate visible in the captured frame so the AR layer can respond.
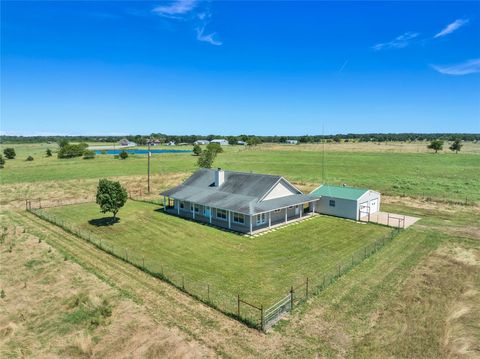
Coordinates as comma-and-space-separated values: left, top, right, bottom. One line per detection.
263, 293, 292, 330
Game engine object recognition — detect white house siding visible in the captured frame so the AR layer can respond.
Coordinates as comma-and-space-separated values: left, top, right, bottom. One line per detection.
315, 197, 358, 220
263, 181, 297, 201
357, 191, 381, 218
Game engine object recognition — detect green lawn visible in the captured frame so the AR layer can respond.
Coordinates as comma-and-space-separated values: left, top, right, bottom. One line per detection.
2, 143, 479, 202
45, 200, 392, 310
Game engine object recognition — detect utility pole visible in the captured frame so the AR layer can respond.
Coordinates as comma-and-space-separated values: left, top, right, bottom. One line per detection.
147, 139, 151, 193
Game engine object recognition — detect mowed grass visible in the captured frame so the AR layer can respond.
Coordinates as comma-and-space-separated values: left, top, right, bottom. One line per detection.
45, 200, 392, 308
2, 142, 479, 202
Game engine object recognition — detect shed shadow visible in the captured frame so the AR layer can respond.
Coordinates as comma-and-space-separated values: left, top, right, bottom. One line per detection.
88, 217, 120, 227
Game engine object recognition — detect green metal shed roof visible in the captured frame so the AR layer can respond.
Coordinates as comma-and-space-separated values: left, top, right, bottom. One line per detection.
310, 185, 369, 201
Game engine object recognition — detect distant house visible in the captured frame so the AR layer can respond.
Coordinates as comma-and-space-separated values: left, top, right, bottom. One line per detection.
119, 139, 136, 147
210, 139, 229, 146
161, 168, 318, 234
237, 141, 247, 145
310, 185, 381, 221
166, 141, 176, 146
285, 140, 298, 145
194, 140, 210, 145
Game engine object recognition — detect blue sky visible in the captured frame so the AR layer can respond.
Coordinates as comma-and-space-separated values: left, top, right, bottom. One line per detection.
1, 1, 479, 136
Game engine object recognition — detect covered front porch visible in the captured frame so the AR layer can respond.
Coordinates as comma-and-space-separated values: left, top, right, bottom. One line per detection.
162, 196, 318, 235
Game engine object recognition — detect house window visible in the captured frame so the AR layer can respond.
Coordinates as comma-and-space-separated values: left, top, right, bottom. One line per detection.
191, 204, 199, 213
329, 200, 336, 207
179, 201, 185, 209
256, 213, 266, 225
216, 209, 227, 220
274, 209, 281, 213
204, 206, 211, 216
233, 212, 245, 224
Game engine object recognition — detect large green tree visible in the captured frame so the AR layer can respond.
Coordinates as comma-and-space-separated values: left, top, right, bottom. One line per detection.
192, 144, 202, 156
58, 143, 88, 158
427, 139, 444, 153
449, 139, 463, 154
95, 179, 128, 220
206, 142, 223, 154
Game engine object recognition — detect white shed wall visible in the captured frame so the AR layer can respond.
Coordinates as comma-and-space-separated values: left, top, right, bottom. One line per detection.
315, 196, 358, 220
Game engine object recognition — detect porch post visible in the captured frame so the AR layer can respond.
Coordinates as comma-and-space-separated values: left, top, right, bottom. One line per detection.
268, 212, 271, 228
163, 196, 166, 211
285, 208, 288, 223
177, 200, 180, 215
228, 210, 231, 229
312, 201, 316, 213
250, 216, 253, 234
209, 208, 212, 224
192, 203, 195, 219
300, 205, 303, 218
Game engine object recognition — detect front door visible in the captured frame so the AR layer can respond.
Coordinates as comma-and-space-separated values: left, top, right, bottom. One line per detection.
204, 206, 211, 217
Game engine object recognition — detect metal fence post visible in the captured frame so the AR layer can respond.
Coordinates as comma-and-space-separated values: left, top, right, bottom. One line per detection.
305, 277, 309, 299
290, 286, 294, 310
207, 284, 210, 302
182, 276, 185, 290
237, 294, 240, 317
260, 305, 264, 331
142, 256, 145, 269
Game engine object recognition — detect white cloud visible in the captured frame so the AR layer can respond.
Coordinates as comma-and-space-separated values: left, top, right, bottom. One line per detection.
431, 58, 480, 75
152, 0, 197, 18
434, 19, 469, 38
196, 26, 222, 46
373, 32, 419, 50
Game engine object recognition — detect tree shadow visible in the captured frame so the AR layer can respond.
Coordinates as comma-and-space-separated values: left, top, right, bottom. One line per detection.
88, 217, 120, 227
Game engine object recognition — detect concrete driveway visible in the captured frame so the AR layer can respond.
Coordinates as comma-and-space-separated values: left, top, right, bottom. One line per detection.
361, 211, 420, 229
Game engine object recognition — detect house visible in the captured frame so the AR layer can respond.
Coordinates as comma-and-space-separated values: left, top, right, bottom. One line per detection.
119, 139, 136, 147
310, 185, 381, 221
237, 140, 247, 145
160, 168, 318, 234
166, 141, 176, 146
210, 139, 229, 145
194, 140, 210, 145
285, 139, 298, 145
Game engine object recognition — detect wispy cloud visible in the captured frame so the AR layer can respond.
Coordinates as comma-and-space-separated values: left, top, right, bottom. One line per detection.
431, 58, 480, 75
152, 0, 197, 18
152, 0, 222, 45
372, 32, 419, 51
196, 26, 222, 46
338, 60, 349, 73
434, 19, 469, 38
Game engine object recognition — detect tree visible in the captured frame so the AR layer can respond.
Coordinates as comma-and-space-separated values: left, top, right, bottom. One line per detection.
449, 139, 463, 154
192, 144, 202, 156
3, 148, 16, 159
246, 136, 261, 146
26, 155, 34, 161
58, 143, 88, 158
46, 148, 52, 157
0, 155, 5, 169
58, 139, 69, 148
119, 150, 129, 159
83, 149, 96, 159
427, 139, 444, 153
206, 142, 223, 154
95, 179, 128, 220
197, 149, 217, 168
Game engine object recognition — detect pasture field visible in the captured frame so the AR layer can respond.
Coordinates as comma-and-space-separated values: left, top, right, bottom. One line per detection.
43, 200, 392, 309
1, 142, 479, 204
2, 199, 478, 358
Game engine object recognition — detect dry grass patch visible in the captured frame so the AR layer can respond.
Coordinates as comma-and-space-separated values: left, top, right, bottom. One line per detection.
0, 212, 210, 358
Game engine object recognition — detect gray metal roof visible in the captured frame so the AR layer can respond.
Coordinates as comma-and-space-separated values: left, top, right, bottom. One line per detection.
160, 168, 318, 215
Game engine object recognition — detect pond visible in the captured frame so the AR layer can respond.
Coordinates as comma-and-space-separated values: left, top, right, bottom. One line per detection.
95, 149, 191, 155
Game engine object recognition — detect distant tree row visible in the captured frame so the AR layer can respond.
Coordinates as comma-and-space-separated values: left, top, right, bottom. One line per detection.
1, 133, 479, 145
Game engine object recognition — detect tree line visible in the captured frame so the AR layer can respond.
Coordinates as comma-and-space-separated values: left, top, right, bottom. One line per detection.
1, 133, 479, 145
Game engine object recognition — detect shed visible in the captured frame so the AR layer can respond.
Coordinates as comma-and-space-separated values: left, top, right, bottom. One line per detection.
310, 185, 381, 220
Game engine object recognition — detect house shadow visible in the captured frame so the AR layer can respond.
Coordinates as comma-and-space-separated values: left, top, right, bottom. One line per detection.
88, 217, 120, 227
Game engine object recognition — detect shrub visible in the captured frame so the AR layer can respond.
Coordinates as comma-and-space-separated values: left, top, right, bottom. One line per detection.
26, 155, 34, 161
0, 155, 5, 169
46, 148, 52, 157
119, 150, 128, 160
192, 144, 202, 156
449, 139, 463, 154
197, 149, 217, 168
83, 150, 96, 160
0, 289, 5, 299
58, 143, 89, 159
3, 148, 16, 159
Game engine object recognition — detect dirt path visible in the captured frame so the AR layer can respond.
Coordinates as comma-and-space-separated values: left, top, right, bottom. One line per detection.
13, 211, 288, 358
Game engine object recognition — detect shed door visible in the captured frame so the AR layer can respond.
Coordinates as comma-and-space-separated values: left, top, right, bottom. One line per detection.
369, 199, 379, 214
